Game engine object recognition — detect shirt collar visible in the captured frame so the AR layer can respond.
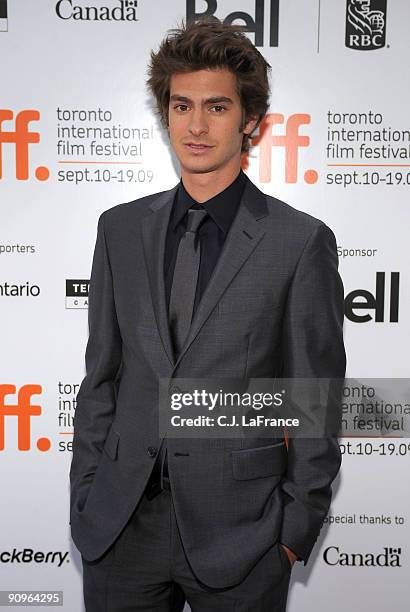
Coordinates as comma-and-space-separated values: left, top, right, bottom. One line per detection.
171, 169, 248, 234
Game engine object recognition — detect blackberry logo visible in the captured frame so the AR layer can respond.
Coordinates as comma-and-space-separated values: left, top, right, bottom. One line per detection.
345, 0, 387, 50
0, 549, 69, 567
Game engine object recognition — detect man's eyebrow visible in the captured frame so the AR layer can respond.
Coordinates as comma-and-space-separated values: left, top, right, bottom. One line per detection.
169, 95, 234, 105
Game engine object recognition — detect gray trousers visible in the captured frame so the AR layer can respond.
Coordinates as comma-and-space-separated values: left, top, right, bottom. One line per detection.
82, 487, 292, 611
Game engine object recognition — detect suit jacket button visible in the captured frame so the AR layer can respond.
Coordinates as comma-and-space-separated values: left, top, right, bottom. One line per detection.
169, 385, 181, 395
147, 446, 158, 458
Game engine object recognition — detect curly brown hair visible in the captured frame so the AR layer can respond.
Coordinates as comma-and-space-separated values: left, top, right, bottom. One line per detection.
146, 18, 271, 153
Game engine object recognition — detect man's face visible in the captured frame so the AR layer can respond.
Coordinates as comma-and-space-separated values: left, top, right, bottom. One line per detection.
168, 68, 257, 176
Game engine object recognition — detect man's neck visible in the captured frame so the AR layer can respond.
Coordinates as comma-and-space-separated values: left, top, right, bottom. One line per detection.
180, 164, 242, 203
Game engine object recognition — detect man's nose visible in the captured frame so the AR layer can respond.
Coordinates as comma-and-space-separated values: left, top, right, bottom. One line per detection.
188, 110, 209, 136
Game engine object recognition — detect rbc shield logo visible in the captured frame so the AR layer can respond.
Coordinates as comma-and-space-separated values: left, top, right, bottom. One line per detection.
345, 0, 387, 50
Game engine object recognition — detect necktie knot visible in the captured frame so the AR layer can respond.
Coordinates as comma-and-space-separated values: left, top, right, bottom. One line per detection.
186, 208, 208, 234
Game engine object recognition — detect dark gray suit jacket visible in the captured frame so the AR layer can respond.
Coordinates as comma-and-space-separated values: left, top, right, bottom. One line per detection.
69, 176, 346, 588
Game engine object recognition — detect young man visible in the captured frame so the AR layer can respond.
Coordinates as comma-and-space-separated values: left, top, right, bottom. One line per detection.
70, 19, 346, 612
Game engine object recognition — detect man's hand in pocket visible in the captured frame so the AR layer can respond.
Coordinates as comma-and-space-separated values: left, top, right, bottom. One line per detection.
281, 544, 297, 567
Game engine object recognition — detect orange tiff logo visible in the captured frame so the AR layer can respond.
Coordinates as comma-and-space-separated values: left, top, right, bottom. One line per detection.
253, 113, 318, 184
0, 384, 51, 451
0, 110, 49, 180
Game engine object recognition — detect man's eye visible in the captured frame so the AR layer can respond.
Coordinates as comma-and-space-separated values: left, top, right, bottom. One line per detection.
175, 104, 189, 112
210, 105, 226, 113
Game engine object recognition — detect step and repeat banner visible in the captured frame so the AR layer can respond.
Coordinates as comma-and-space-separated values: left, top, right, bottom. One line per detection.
1, 1, 409, 610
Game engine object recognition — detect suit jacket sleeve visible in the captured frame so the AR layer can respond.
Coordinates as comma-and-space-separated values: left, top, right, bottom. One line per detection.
69, 211, 123, 516
279, 222, 346, 564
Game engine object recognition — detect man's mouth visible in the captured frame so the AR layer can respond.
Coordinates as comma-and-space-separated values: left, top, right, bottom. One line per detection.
184, 143, 214, 152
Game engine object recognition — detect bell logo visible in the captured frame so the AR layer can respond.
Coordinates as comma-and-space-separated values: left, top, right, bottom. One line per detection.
0, 110, 49, 180
186, 0, 280, 47
253, 113, 318, 184
0, 384, 51, 451
344, 272, 399, 323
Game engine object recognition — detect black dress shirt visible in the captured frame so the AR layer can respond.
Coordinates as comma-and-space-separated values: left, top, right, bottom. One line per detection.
164, 169, 247, 323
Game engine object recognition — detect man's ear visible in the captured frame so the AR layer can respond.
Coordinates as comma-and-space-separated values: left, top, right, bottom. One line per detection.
243, 114, 259, 136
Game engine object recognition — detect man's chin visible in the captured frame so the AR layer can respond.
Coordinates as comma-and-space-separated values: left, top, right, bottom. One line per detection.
179, 158, 223, 175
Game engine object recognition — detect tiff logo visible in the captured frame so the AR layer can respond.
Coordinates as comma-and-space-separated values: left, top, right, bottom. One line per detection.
0, 384, 51, 451
186, 0, 280, 47
253, 113, 318, 184
0, 0, 7, 32
0, 110, 49, 180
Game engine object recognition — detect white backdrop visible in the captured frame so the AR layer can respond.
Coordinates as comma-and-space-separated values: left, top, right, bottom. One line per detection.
1, 1, 409, 610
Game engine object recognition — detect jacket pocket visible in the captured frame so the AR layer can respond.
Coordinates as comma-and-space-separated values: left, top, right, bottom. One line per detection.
231, 441, 287, 480
103, 426, 120, 460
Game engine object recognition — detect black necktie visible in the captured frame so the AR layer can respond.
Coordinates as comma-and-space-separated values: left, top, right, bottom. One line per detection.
158, 208, 208, 481
169, 208, 208, 357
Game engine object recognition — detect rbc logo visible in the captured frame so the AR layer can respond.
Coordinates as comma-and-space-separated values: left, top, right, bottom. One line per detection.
0, 110, 49, 180
0, 384, 51, 451
345, 0, 387, 51
186, 0, 280, 47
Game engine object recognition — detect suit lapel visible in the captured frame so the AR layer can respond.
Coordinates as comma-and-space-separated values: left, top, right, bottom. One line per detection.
141, 185, 179, 366
141, 176, 268, 370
